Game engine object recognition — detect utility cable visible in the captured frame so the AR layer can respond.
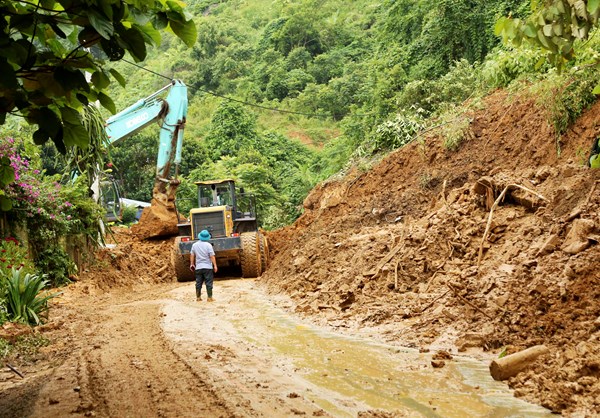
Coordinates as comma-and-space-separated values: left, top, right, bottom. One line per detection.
121, 59, 373, 119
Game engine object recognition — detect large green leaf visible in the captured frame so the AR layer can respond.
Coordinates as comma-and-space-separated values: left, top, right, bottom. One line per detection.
166, 1, 185, 15
32, 128, 50, 146
589, 0, 600, 14
593, 82, 600, 95
60, 106, 82, 125
0, 156, 16, 185
138, 22, 161, 46
169, 18, 197, 48
54, 66, 90, 92
88, 9, 115, 40
0, 58, 18, 88
109, 68, 126, 87
153, 13, 169, 30
0, 195, 12, 212
63, 120, 90, 148
119, 27, 147, 62
26, 107, 61, 137
91, 70, 110, 89
98, 92, 116, 114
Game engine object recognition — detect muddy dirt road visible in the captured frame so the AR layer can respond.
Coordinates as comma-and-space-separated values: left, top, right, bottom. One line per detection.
1, 278, 550, 417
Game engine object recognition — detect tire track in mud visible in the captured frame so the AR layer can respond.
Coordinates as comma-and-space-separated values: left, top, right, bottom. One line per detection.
7, 285, 236, 418
77, 300, 233, 417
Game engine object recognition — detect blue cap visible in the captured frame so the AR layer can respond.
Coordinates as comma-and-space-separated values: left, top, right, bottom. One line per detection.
198, 230, 211, 241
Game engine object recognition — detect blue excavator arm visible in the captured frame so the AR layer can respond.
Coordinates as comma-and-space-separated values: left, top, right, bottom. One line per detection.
105, 80, 188, 185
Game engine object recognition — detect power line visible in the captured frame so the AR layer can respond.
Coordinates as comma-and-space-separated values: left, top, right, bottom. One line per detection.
121, 59, 373, 119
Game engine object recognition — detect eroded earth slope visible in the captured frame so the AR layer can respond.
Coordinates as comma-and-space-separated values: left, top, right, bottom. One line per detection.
263, 91, 600, 416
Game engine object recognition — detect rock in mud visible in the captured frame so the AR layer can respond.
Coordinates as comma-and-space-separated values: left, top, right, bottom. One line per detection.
561, 218, 595, 254
431, 360, 446, 368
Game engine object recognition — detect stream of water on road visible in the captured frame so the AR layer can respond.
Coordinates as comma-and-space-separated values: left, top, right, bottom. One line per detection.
163, 279, 551, 417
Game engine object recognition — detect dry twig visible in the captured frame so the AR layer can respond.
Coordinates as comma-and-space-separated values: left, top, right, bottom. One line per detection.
6, 363, 24, 378
446, 283, 493, 319
477, 184, 547, 267
585, 180, 600, 206
419, 289, 450, 314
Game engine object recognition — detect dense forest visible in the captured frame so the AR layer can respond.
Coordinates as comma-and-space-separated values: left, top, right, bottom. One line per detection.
103, 0, 557, 229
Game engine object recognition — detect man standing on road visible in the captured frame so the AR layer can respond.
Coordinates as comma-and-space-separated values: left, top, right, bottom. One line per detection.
190, 229, 218, 302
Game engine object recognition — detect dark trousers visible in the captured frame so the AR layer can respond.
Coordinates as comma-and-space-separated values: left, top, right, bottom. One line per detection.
195, 268, 214, 298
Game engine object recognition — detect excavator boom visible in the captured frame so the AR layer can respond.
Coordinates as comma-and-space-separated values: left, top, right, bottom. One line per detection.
105, 80, 188, 239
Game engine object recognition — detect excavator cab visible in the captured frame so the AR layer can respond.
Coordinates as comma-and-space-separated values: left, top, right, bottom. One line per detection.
171, 179, 268, 281
99, 177, 122, 223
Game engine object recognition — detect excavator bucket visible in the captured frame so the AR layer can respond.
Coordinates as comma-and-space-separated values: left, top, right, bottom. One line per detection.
131, 180, 180, 240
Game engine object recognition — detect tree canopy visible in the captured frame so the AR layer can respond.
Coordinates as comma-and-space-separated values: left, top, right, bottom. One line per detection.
496, 0, 600, 87
0, 0, 196, 153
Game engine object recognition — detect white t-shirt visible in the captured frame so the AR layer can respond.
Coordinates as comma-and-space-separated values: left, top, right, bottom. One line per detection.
191, 241, 215, 269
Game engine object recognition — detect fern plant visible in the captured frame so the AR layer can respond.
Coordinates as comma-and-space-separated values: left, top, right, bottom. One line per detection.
4, 268, 59, 326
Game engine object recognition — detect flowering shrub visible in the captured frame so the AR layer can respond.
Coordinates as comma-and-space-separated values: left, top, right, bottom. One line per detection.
2, 139, 76, 234
1, 138, 103, 286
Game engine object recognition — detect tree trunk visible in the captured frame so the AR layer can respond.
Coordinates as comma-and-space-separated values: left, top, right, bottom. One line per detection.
489, 345, 549, 381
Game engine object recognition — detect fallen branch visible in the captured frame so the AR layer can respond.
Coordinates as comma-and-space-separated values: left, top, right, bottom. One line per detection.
394, 259, 400, 290
364, 230, 406, 278
477, 184, 547, 267
490, 345, 549, 381
156, 264, 169, 276
419, 289, 450, 314
6, 363, 24, 378
446, 283, 493, 319
585, 180, 600, 206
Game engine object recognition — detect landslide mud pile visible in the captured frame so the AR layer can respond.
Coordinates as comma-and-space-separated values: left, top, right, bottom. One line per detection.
263, 91, 600, 415
76, 228, 175, 292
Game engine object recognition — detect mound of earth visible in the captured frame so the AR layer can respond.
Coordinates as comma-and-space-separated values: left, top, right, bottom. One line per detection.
262, 90, 600, 416
75, 227, 175, 293
131, 200, 179, 240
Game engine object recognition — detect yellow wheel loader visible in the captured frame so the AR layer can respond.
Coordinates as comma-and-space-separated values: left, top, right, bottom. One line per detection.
171, 179, 269, 281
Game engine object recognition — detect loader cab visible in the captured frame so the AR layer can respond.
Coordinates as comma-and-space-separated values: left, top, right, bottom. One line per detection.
197, 180, 235, 208
179, 179, 257, 240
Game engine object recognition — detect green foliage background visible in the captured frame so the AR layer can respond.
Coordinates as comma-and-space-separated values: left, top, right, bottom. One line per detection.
99, 0, 551, 229
25, 0, 599, 230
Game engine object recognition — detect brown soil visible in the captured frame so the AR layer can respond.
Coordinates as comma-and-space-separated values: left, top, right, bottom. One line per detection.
1, 89, 599, 417
131, 201, 179, 240
263, 90, 600, 416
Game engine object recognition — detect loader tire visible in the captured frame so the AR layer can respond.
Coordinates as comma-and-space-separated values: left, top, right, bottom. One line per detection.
259, 232, 270, 273
172, 237, 194, 282
240, 232, 261, 278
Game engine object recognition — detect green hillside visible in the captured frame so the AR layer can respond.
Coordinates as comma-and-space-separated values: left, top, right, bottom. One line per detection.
106, 0, 568, 229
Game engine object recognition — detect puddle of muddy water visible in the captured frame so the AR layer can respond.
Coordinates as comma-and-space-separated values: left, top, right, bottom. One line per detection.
163, 280, 551, 418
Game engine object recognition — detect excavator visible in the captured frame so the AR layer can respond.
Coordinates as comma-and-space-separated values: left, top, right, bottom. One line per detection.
103, 80, 269, 277
103, 79, 187, 239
